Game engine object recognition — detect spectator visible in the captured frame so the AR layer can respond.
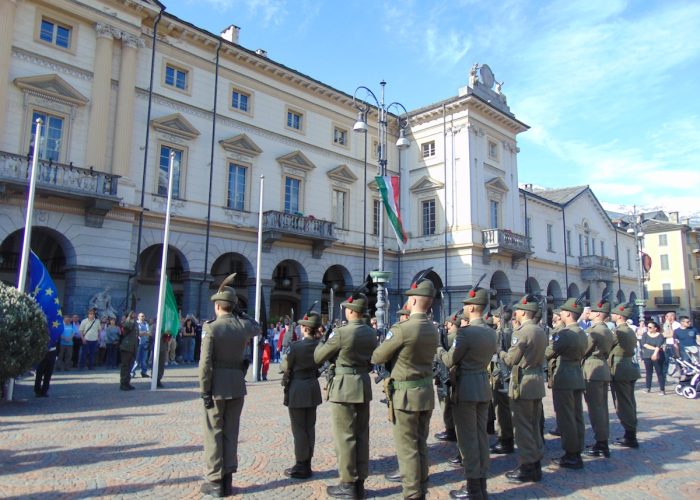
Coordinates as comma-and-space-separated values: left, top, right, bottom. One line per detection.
57, 316, 75, 371
34, 326, 58, 397
167, 327, 178, 366
661, 312, 681, 377
181, 316, 197, 364
261, 338, 271, 381
641, 321, 665, 394
273, 323, 282, 362
577, 307, 592, 330
131, 312, 151, 378
674, 316, 699, 361
71, 314, 82, 368
79, 309, 101, 370
97, 319, 108, 366
104, 317, 121, 369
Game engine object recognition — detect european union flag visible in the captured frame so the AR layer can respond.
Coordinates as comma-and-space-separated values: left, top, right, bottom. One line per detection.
28, 250, 64, 347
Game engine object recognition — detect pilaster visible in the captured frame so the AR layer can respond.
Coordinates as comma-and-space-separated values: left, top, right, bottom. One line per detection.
0, 0, 18, 141
85, 23, 114, 170
112, 33, 142, 180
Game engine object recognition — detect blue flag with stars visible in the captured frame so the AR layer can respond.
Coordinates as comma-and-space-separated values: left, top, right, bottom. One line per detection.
28, 250, 64, 346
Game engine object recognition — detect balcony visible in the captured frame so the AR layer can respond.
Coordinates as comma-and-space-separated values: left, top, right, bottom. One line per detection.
0, 151, 120, 228
578, 255, 616, 282
262, 210, 336, 258
654, 296, 681, 307
482, 228, 532, 267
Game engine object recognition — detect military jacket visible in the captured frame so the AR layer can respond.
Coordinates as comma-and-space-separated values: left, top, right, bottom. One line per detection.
120, 319, 139, 354
439, 318, 497, 403
609, 323, 641, 381
314, 319, 377, 403
489, 325, 513, 386
199, 312, 258, 399
281, 337, 322, 408
583, 322, 614, 382
501, 319, 547, 399
372, 312, 438, 411
545, 323, 587, 390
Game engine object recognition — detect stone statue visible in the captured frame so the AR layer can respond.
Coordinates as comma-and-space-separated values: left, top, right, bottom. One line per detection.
496, 81, 507, 104
469, 63, 480, 86
89, 287, 117, 320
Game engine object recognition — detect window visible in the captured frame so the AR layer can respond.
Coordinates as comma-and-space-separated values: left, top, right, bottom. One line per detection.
332, 190, 347, 228
422, 199, 436, 236
659, 234, 668, 246
660, 254, 669, 270
227, 163, 247, 210
592, 238, 596, 255
601, 240, 605, 257
579, 234, 583, 256
333, 126, 348, 146
627, 248, 632, 271
525, 217, 532, 237
231, 89, 250, 112
30, 110, 64, 161
546, 224, 554, 252
584, 236, 590, 256
566, 230, 572, 256
286, 109, 303, 131
372, 199, 380, 236
284, 177, 301, 213
662, 283, 672, 300
40, 19, 72, 49
488, 140, 499, 160
421, 141, 435, 158
158, 145, 183, 198
371, 138, 379, 160
489, 200, 499, 228
165, 64, 188, 90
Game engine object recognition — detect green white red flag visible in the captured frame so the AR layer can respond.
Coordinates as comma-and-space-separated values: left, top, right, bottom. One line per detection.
376, 175, 407, 252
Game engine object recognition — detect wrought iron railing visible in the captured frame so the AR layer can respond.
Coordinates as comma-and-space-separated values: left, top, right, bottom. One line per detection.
578, 255, 616, 270
482, 228, 531, 254
263, 211, 335, 240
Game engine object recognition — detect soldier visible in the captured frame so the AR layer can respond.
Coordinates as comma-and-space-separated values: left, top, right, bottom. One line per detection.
199, 275, 258, 497
314, 292, 377, 499
609, 302, 641, 449
372, 279, 438, 499
489, 304, 514, 454
500, 294, 547, 483
583, 296, 615, 458
435, 312, 460, 443
545, 299, 588, 470
437, 282, 498, 499
547, 310, 565, 436
119, 311, 139, 391
281, 311, 323, 479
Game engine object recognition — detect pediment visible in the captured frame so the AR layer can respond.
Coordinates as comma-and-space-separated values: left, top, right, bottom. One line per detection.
410, 175, 445, 193
14, 74, 88, 106
150, 113, 200, 140
219, 133, 262, 157
485, 176, 509, 192
276, 150, 315, 171
327, 164, 358, 183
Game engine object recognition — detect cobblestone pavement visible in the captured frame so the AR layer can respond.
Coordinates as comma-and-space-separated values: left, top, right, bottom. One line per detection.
1, 364, 699, 499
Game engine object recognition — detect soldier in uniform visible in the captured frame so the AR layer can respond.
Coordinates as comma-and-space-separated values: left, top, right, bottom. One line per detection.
547, 310, 564, 436
490, 304, 514, 454
437, 284, 498, 499
583, 297, 615, 458
199, 275, 259, 497
609, 302, 641, 448
281, 311, 323, 479
545, 298, 588, 470
500, 295, 547, 483
314, 292, 377, 499
119, 312, 139, 391
435, 312, 460, 443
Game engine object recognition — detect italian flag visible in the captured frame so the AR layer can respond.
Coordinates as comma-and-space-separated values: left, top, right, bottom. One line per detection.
376, 175, 408, 252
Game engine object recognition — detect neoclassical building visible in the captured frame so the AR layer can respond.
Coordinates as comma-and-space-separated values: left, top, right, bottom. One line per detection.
0, 0, 639, 323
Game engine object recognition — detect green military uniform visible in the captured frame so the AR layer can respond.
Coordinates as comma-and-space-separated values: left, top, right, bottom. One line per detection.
436, 313, 459, 441
199, 282, 258, 496
501, 295, 547, 481
490, 306, 514, 452
281, 312, 322, 479
609, 302, 641, 448
546, 299, 588, 468
314, 293, 377, 498
583, 299, 614, 456
119, 316, 139, 390
372, 280, 438, 499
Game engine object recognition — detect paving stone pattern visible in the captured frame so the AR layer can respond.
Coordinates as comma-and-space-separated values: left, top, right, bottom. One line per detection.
1, 365, 699, 499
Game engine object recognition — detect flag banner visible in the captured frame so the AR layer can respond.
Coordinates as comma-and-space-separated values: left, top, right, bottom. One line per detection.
375, 175, 408, 252
28, 250, 63, 346
161, 278, 180, 337
641, 252, 652, 273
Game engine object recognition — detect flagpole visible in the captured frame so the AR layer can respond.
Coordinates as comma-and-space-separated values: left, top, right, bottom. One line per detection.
5, 118, 43, 402
253, 175, 264, 383
151, 151, 176, 391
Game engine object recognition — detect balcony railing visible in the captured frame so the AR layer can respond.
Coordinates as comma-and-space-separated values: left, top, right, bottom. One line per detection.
578, 255, 616, 282
262, 211, 336, 258
654, 296, 680, 306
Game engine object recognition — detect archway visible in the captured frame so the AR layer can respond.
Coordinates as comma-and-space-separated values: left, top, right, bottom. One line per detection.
547, 280, 564, 306
617, 289, 626, 304
567, 282, 580, 300
525, 277, 541, 294
270, 259, 307, 323
322, 265, 352, 324
210, 252, 254, 311
412, 270, 444, 322
135, 244, 188, 318
490, 271, 512, 307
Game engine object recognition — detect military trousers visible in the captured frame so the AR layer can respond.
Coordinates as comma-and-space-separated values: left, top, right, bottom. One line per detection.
331, 401, 370, 483
289, 407, 317, 462
552, 389, 584, 454
203, 397, 245, 482
454, 400, 489, 479
511, 398, 544, 464
611, 379, 637, 432
439, 394, 455, 432
584, 380, 609, 441
393, 408, 432, 498
492, 387, 513, 440
119, 350, 135, 387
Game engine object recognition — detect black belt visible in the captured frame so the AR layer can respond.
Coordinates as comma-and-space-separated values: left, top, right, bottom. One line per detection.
213, 361, 247, 370
335, 366, 370, 375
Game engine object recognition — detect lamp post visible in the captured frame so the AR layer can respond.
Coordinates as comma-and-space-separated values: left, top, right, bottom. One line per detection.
352, 81, 410, 333
627, 206, 646, 326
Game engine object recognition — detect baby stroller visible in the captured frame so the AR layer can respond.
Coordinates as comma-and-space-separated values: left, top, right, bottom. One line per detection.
674, 346, 700, 399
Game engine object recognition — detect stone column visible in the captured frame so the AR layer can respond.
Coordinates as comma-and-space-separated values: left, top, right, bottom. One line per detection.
85, 23, 114, 170
0, 0, 17, 142
300, 282, 326, 318
112, 33, 141, 181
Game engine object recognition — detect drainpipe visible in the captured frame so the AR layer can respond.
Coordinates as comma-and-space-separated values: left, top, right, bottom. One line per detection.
563, 208, 569, 289
443, 104, 449, 317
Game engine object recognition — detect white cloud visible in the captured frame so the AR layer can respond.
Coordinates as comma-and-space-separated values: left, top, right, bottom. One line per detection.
196, 0, 287, 25
425, 27, 471, 66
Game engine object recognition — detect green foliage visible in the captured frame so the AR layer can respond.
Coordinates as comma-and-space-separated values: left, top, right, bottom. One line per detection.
0, 282, 49, 382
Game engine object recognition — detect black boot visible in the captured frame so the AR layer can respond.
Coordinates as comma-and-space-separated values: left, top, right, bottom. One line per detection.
384, 469, 402, 482
552, 452, 584, 469
506, 463, 539, 483
480, 477, 488, 499
284, 461, 311, 479
490, 438, 514, 454
448, 453, 463, 468
222, 473, 233, 497
584, 441, 610, 458
615, 431, 639, 448
534, 460, 543, 482
449, 478, 483, 499
355, 480, 366, 499
199, 480, 224, 498
435, 429, 457, 442
327, 483, 357, 499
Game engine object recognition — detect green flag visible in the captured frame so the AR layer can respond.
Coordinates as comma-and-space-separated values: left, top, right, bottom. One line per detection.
161, 278, 180, 337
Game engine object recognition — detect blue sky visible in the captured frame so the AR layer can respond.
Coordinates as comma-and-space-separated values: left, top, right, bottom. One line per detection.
165, 0, 700, 217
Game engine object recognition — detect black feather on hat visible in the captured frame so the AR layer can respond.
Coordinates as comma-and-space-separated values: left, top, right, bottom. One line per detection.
210, 273, 238, 303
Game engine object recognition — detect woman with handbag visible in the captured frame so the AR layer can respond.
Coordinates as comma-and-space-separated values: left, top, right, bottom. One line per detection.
641, 321, 665, 394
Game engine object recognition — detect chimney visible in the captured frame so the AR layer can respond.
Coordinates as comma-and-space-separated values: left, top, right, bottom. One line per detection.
255, 49, 268, 58
669, 211, 679, 224
220, 25, 240, 44
681, 217, 690, 226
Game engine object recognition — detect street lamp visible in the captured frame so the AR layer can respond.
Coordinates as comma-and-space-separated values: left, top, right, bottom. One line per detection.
626, 206, 646, 325
353, 81, 410, 333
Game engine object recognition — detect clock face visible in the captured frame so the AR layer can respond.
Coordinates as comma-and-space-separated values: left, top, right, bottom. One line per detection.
480, 64, 495, 89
